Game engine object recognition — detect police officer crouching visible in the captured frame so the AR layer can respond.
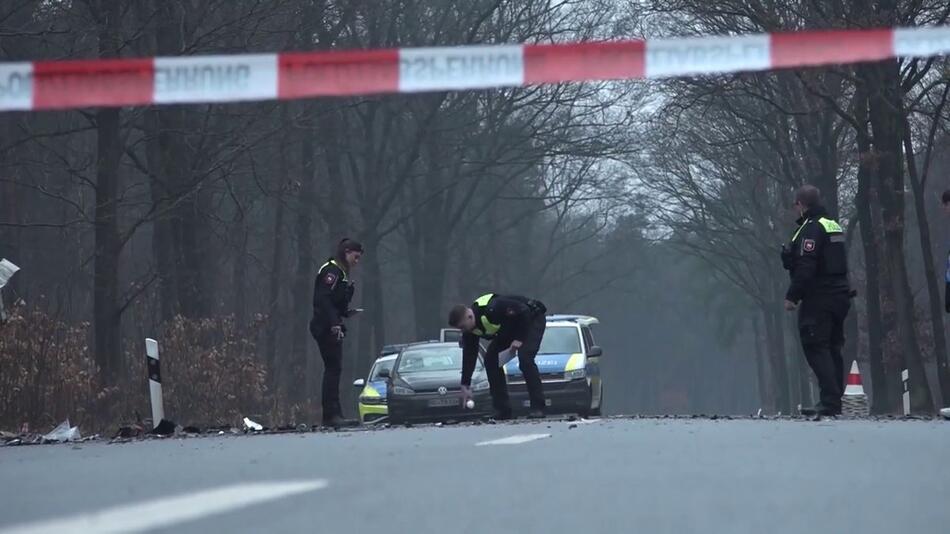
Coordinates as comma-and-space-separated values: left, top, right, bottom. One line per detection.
782, 185, 851, 417
310, 238, 363, 427
448, 294, 548, 419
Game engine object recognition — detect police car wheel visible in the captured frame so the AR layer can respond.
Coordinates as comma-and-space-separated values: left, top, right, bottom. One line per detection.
579, 386, 594, 417
589, 384, 603, 417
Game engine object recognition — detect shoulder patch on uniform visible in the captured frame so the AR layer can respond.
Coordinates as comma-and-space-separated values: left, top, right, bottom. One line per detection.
803, 239, 816, 252
323, 272, 338, 286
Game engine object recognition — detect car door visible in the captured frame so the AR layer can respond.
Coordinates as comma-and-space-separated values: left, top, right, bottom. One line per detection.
582, 326, 602, 408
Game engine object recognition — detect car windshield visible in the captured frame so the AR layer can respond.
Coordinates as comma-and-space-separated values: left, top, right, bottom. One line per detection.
397, 346, 483, 373
369, 359, 395, 380
539, 326, 582, 354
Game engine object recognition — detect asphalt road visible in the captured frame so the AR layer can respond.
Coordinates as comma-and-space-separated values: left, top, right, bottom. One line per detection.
0, 418, 947, 534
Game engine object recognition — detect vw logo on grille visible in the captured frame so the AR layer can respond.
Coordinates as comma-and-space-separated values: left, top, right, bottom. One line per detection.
438, 386, 447, 396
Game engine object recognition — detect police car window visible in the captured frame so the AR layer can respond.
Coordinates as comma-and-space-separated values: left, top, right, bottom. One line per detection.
397, 347, 481, 372
369, 359, 395, 380
539, 326, 582, 354
581, 327, 594, 351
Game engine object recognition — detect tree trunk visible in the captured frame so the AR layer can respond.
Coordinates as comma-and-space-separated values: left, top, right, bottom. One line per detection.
352, 234, 383, 411
854, 85, 890, 413
752, 314, 773, 411
903, 119, 950, 405
233, 225, 248, 329
864, 61, 934, 413
763, 304, 790, 413
144, 110, 177, 322
265, 125, 290, 400
92, 0, 123, 385
292, 114, 316, 410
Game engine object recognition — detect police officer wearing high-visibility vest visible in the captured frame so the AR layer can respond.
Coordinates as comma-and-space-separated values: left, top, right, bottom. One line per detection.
782, 185, 851, 417
448, 294, 548, 419
310, 238, 363, 427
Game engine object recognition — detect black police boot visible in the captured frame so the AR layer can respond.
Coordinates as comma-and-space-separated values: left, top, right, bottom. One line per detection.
801, 408, 841, 418
491, 409, 514, 421
322, 415, 345, 428
527, 408, 546, 419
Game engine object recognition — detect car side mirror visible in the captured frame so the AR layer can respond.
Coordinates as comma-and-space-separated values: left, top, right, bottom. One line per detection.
353, 379, 366, 388
378, 368, 390, 378
587, 346, 603, 358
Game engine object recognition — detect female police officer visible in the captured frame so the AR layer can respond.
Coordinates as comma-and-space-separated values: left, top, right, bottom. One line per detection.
310, 238, 363, 427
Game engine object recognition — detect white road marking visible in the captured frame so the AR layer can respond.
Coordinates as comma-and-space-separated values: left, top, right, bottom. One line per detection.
476, 433, 551, 446
0, 479, 328, 534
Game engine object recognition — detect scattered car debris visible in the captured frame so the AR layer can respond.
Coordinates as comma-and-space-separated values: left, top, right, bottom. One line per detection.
114, 424, 144, 439
43, 420, 81, 443
243, 417, 264, 432
150, 419, 177, 436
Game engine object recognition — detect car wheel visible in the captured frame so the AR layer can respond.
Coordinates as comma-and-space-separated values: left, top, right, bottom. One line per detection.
589, 384, 604, 417
579, 385, 594, 418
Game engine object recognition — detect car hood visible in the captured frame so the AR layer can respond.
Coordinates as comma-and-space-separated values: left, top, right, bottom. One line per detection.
505, 352, 582, 376
360, 379, 387, 399
396, 370, 486, 391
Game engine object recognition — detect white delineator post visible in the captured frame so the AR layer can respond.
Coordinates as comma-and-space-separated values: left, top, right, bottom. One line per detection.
146, 338, 165, 428
901, 369, 910, 416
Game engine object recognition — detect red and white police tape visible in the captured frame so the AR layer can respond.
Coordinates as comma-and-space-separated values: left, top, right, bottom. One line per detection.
1, 26, 949, 111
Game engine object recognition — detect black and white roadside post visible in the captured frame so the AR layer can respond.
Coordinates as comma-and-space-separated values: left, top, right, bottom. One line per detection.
901, 369, 910, 416
146, 338, 165, 429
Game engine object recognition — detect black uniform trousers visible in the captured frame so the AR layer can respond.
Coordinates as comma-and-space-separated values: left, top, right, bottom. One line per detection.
797, 293, 851, 413
313, 327, 344, 420
482, 314, 547, 414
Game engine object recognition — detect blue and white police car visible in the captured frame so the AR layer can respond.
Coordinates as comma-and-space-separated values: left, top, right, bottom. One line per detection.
505, 315, 604, 416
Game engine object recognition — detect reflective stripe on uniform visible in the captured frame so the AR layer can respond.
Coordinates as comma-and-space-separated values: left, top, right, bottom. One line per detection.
473, 293, 500, 337
791, 219, 810, 242
475, 294, 493, 306
792, 217, 844, 243
817, 217, 843, 233
318, 259, 348, 280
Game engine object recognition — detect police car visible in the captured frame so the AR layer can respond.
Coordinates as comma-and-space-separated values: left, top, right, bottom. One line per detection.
352, 348, 401, 424
442, 315, 604, 416
505, 315, 603, 416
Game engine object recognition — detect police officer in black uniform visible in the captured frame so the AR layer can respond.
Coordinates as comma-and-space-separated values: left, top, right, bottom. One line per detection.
310, 238, 363, 427
782, 186, 851, 417
448, 293, 548, 419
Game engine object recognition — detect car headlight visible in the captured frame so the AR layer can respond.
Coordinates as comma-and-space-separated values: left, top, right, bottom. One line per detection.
564, 368, 586, 380
392, 385, 414, 396
472, 380, 490, 392
360, 396, 387, 405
